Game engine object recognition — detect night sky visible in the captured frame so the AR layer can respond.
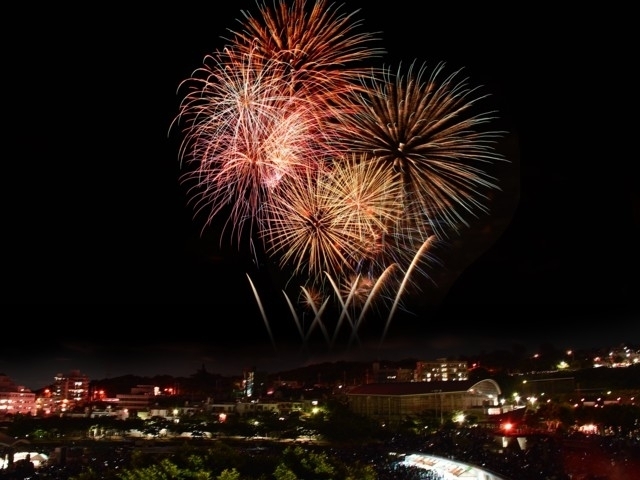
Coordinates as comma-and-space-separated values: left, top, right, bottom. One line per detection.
3, 2, 638, 390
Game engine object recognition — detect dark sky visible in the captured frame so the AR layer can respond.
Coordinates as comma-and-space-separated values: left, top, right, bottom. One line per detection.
3, 2, 638, 390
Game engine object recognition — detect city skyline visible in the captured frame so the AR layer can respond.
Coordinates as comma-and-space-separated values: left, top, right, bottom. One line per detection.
3, 316, 638, 391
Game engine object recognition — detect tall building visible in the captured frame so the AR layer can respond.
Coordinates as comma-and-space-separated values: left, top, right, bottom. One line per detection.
52, 370, 90, 412
0, 374, 37, 416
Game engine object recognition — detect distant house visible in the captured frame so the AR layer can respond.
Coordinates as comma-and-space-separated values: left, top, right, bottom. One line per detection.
345, 378, 501, 424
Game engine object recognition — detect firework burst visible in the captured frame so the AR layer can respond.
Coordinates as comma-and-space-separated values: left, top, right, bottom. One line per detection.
260, 165, 362, 285
261, 153, 403, 287
174, 47, 334, 250
337, 61, 507, 242
226, 0, 385, 118
175, 0, 509, 352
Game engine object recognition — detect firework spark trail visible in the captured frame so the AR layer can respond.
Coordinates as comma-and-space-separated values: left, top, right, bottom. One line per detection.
379, 235, 436, 349
300, 286, 332, 349
282, 287, 331, 354
348, 264, 397, 349
246, 273, 277, 352
282, 290, 308, 350
325, 272, 362, 350
248, 275, 332, 354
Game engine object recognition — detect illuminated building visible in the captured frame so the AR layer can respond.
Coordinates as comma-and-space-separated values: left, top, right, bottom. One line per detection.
106, 385, 159, 419
0, 374, 37, 416
346, 379, 501, 425
414, 359, 469, 382
52, 370, 90, 412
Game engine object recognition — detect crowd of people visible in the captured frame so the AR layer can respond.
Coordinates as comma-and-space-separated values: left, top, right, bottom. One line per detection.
2, 427, 639, 479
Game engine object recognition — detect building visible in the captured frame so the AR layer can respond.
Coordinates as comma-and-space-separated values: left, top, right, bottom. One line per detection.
414, 359, 469, 382
0, 375, 37, 416
109, 385, 159, 419
366, 358, 470, 384
345, 378, 501, 425
34, 389, 57, 416
52, 370, 90, 412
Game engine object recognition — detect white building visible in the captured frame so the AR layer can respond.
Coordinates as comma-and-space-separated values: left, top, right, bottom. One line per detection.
414, 359, 469, 382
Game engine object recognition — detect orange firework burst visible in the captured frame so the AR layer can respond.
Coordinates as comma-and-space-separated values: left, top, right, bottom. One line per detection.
260, 167, 361, 285
227, 0, 384, 118
262, 153, 403, 287
329, 153, 402, 240
337, 61, 507, 242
